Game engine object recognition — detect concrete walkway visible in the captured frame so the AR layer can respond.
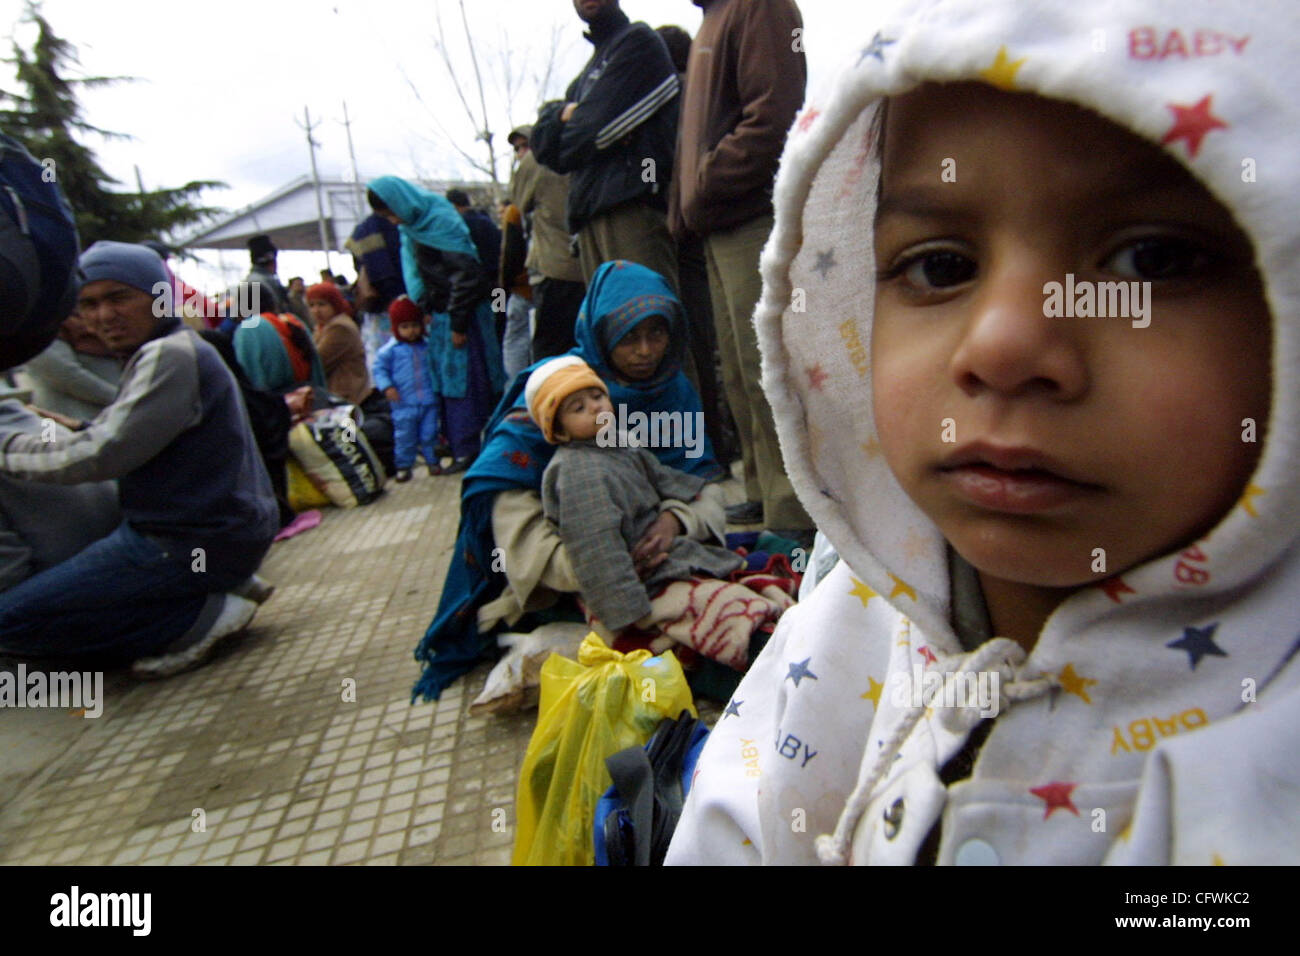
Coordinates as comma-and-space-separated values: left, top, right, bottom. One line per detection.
0, 466, 736, 865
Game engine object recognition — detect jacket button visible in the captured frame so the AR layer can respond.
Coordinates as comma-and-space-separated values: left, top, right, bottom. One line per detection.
882, 797, 905, 839
954, 838, 1000, 866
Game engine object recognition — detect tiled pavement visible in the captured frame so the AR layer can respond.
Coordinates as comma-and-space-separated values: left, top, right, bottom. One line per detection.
0, 466, 736, 866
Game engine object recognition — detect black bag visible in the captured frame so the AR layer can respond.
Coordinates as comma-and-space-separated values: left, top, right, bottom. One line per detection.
601, 710, 706, 866
356, 388, 395, 477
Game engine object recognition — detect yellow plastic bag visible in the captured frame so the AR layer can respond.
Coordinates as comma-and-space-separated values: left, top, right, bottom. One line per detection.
512, 633, 696, 866
286, 458, 331, 511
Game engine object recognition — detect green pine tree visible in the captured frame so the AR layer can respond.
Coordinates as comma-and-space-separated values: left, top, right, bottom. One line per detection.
0, 1, 224, 246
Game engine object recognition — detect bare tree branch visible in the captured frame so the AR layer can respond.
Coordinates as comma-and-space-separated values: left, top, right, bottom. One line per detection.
497, 26, 522, 119
535, 23, 565, 107
400, 64, 494, 179
412, 3, 570, 199
456, 0, 499, 202
431, 1, 482, 141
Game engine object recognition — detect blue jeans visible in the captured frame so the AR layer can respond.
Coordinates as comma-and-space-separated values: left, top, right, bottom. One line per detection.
0, 522, 269, 665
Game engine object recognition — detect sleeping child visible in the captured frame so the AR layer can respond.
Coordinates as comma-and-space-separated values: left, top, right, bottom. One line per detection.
528, 354, 746, 638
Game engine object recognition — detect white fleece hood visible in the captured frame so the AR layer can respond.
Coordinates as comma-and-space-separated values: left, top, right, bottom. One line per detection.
759, 0, 1299, 643
668, 0, 1300, 865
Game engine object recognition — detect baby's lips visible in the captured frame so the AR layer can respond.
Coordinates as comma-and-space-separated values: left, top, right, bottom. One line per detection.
939, 440, 1097, 487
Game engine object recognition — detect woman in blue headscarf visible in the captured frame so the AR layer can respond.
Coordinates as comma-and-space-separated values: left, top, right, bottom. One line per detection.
366, 176, 506, 472
413, 260, 726, 701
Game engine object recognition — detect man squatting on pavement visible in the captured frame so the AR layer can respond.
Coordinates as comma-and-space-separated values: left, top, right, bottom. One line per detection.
0, 241, 278, 679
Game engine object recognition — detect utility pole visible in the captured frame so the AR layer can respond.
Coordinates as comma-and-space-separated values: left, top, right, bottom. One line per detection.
340, 100, 365, 225
297, 105, 333, 271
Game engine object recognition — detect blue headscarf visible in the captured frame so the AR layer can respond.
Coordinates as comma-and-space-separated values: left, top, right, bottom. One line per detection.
365, 176, 478, 305
574, 259, 720, 477
411, 261, 723, 702
232, 317, 293, 392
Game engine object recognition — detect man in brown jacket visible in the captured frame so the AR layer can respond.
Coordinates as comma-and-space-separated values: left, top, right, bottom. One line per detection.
669, 0, 811, 541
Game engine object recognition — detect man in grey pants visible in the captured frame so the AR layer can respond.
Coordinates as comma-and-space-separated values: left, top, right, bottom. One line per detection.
669, 0, 811, 540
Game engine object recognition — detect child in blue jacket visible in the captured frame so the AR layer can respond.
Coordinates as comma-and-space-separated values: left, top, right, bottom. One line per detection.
373, 296, 440, 481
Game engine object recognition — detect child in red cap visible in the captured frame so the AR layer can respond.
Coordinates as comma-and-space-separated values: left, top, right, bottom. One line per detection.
373, 296, 440, 481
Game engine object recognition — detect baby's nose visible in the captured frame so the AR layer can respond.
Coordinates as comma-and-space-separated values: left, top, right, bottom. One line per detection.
950, 268, 1089, 401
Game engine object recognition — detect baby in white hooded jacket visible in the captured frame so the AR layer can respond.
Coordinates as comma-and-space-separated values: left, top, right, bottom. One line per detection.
669, 0, 1300, 865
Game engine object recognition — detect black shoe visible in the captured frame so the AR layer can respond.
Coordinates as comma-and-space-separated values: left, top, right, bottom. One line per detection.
725, 500, 764, 524
395, 469, 412, 483
440, 455, 474, 475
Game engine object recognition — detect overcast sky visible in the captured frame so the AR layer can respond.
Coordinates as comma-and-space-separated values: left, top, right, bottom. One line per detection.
0, 0, 875, 287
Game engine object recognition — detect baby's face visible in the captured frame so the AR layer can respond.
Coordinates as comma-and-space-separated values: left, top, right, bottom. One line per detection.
871, 82, 1271, 588
556, 386, 612, 442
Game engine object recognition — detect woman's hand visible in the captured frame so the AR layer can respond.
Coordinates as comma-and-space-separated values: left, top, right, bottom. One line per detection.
384, 387, 400, 403
284, 386, 315, 423
451, 331, 468, 348
631, 511, 682, 578
25, 405, 83, 432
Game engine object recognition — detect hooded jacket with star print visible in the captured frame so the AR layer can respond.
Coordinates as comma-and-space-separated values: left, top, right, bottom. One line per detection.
667, 0, 1300, 865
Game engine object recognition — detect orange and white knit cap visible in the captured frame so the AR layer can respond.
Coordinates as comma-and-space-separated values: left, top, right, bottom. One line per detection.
524, 355, 608, 443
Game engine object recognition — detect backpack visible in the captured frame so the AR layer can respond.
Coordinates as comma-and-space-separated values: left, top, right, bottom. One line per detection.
0, 133, 80, 368
594, 710, 710, 866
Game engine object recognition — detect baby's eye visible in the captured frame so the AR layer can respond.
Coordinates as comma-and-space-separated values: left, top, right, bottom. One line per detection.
1101, 237, 1211, 281
882, 249, 977, 291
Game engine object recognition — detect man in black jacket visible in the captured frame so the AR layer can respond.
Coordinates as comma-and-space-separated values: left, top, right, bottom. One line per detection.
446, 188, 502, 288
245, 234, 290, 315
531, 0, 680, 291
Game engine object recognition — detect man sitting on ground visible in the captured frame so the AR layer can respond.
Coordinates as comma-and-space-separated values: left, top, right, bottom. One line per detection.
0, 241, 279, 678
